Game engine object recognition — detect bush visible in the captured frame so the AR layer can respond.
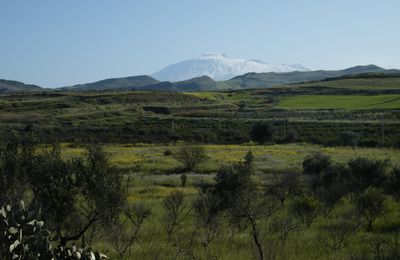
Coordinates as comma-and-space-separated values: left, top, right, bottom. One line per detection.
355, 187, 387, 231
180, 174, 187, 187
285, 129, 298, 143
303, 153, 332, 176
250, 122, 274, 145
347, 157, 389, 192
290, 195, 322, 227
337, 131, 358, 147
164, 150, 173, 156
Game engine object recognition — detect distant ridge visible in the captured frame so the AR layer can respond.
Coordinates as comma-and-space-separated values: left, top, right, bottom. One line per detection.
2, 64, 399, 93
0, 79, 42, 93
226, 65, 400, 89
142, 76, 217, 91
62, 75, 159, 91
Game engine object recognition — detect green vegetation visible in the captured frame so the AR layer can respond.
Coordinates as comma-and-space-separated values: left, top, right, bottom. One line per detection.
1, 74, 400, 259
278, 94, 400, 109
294, 75, 400, 90
2, 132, 400, 259
2, 74, 400, 147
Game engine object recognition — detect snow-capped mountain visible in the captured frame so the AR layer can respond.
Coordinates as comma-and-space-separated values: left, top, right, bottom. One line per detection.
152, 53, 310, 82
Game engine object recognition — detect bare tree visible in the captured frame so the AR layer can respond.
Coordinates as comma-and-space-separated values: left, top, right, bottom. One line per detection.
108, 203, 151, 258
173, 145, 207, 172
290, 195, 322, 227
192, 193, 221, 259
162, 191, 189, 242
268, 214, 299, 258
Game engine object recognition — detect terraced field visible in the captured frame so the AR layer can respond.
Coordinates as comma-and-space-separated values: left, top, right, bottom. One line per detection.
1, 75, 400, 147
278, 94, 400, 109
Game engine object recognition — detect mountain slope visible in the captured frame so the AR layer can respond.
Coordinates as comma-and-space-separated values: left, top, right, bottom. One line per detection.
152, 53, 309, 82
226, 65, 399, 89
0, 79, 42, 93
142, 76, 218, 91
63, 75, 159, 91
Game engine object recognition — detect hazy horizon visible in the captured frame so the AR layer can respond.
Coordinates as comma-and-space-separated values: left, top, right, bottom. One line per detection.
1, 0, 399, 88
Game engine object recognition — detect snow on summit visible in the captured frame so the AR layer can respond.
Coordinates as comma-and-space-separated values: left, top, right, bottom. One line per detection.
152, 53, 309, 82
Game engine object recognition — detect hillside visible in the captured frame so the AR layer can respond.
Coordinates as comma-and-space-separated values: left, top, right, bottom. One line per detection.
3, 65, 400, 93
290, 73, 400, 90
2, 74, 400, 146
142, 76, 218, 91
0, 79, 42, 93
63, 75, 159, 91
226, 65, 399, 89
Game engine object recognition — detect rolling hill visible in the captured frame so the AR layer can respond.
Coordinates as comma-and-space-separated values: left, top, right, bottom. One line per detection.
142, 76, 218, 91
3, 65, 400, 93
62, 75, 159, 91
0, 79, 42, 93
226, 65, 400, 89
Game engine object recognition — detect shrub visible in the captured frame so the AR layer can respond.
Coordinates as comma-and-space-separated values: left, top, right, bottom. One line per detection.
250, 122, 274, 145
347, 158, 389, 192
163, 150, 173, 156
355, 187, 387, 231
162, 191, 187, 242
285, 129, 298, 143
303, 152, 332, 176
180, 174, 187, 187
337, 131, 358, 147
290, 195, 322, 227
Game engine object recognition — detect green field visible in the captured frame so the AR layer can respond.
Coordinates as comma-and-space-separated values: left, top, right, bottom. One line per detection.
58, 143, 400, 259
1, 75, 400, 146
60, 142, 400, 204
294, 77, 400, 90
61, 143, 400, 174
3, 75, 400, 259
278, 94, 400, 109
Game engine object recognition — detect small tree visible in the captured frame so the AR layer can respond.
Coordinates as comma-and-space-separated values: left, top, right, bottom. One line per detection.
162, 191, 188, 242
290, 195, 322, 227
173, 145, 207, 172
107, 203, 151, 258
387, 167, 400, 199
0, 130, 35, 205
319, 208, 359, 251
356, 187, 387, 231
268, 214, 299, 258
180, 174, 187, 187
250, 122, 274, 145
191, 193, 221, 258
337, 131, 358, 148
303, 152, 332, 176
212, 154, 270, 260
347, 157, 389, 192
267, 172, 303, 206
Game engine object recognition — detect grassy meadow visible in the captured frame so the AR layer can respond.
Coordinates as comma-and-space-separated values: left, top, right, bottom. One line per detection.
278, 94, 400, 110
56, 143, 400, 259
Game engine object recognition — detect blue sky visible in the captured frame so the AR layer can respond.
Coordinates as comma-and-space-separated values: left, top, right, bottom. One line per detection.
1, 0, 399, 87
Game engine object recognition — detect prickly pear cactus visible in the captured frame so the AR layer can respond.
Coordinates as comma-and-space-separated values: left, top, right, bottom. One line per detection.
0, 201, 107, 260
